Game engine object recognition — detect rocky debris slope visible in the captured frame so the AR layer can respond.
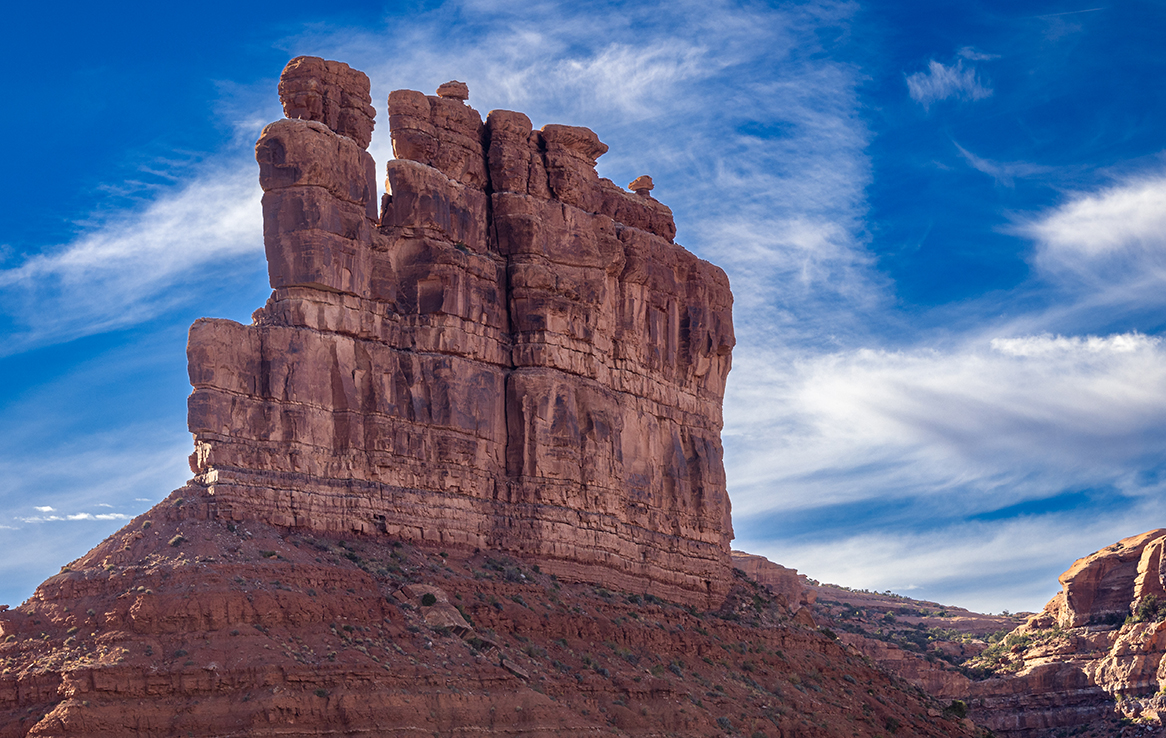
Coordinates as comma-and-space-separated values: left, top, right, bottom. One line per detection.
733, 552, 1025, 707
0, 498, 976, 737
957, 529, 1166, 737
190, 56, 736, 608
809, 581, 1024, 700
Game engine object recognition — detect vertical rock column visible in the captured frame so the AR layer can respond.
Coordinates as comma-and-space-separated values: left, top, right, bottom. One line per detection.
186, 58, 737, 607
480, 109, 737, 603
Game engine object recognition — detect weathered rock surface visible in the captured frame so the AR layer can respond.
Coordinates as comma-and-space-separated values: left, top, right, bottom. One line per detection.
190, 55, 736, 609
0, 499, 971, 737
278, 56, 375, 150
731, 551, 817, 617
957, 529, 1166, 736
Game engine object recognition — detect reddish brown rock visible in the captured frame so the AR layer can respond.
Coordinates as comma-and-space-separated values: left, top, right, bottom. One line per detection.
1043, 529, 1166, 630
436, 80, 469, 101
629, 175, 654, 195
731, 551, 816, 615
187, 58, 735, 608
278, 56, 375, 150
955, 530, 1166, 736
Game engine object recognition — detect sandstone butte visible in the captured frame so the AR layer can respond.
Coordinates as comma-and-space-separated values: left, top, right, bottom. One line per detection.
0, 58, 975, 737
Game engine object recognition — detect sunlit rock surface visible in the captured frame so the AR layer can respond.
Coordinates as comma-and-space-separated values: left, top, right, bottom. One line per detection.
191, 56, 736, 608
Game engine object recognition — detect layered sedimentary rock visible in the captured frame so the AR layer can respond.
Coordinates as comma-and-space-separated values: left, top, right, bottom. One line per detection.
187, 56, 735, 608
0, 504, 971, 738
962, 529, 1166, 736
731, 551, 816, 617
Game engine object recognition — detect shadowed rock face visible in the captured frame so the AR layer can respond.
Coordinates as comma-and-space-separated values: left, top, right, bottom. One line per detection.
188, 56, 736, 608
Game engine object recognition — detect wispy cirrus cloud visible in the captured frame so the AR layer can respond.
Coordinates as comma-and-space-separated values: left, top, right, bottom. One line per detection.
728, 330, 1166, 611
747, 508, 1162, 614
955, 143, 1052, 187
1005, 171, 1166, 328
728, 331, 1166, 515
18, 511, 131, 523
0, 160, 264, 355
726, 149, 1166, 610
906, 58, 993, 110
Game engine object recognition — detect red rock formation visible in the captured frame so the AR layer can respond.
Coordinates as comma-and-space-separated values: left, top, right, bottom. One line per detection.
960, 530, 1166, 736
0, 57, 976, 738
731, 551, 817, 616
190, 57, 736, 609
0, 501, 970, 738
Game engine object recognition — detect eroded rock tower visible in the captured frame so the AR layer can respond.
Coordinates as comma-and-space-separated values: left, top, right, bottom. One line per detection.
188, 56, 736, 606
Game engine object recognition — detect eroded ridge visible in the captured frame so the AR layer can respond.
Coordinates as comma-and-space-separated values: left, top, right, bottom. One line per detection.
187, 56, 736, 607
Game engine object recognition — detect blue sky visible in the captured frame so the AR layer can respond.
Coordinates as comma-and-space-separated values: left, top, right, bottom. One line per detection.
3, 0, 1165, 614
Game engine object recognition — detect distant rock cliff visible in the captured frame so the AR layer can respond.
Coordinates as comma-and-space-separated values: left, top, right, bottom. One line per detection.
963, 529, 1166, 736
189, 56, 736, 608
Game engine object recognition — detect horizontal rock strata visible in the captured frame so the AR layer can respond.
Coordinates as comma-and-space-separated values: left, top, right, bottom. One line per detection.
963, 529, 1166, 736
0, 501, 971, 738
187, 57, 736, 608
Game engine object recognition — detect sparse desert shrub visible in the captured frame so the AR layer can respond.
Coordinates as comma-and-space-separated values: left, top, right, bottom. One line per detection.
1135, 595, 1165, 623
944, 699, 968, 719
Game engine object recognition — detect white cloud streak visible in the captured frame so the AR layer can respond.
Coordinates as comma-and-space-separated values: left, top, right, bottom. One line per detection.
1025, 174, 1166, 276
0, 162, 263, 354
728, 331, 1166, 518
906, 59, 993, 109
955, 143, 1051, 187
18, 512, 131, 523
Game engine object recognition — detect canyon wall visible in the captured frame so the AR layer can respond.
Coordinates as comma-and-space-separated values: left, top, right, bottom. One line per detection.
964, 529, 1166, 735
187, 57, 736, 607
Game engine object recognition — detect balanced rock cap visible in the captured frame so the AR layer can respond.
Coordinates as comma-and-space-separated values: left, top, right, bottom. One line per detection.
629, 175, 654, 195
436, 80, 469, 101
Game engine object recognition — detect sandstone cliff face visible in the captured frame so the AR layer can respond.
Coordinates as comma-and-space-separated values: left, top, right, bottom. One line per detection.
961, 529, 1166, 736
730, 552, 817, 617
189, 56, 736, 608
